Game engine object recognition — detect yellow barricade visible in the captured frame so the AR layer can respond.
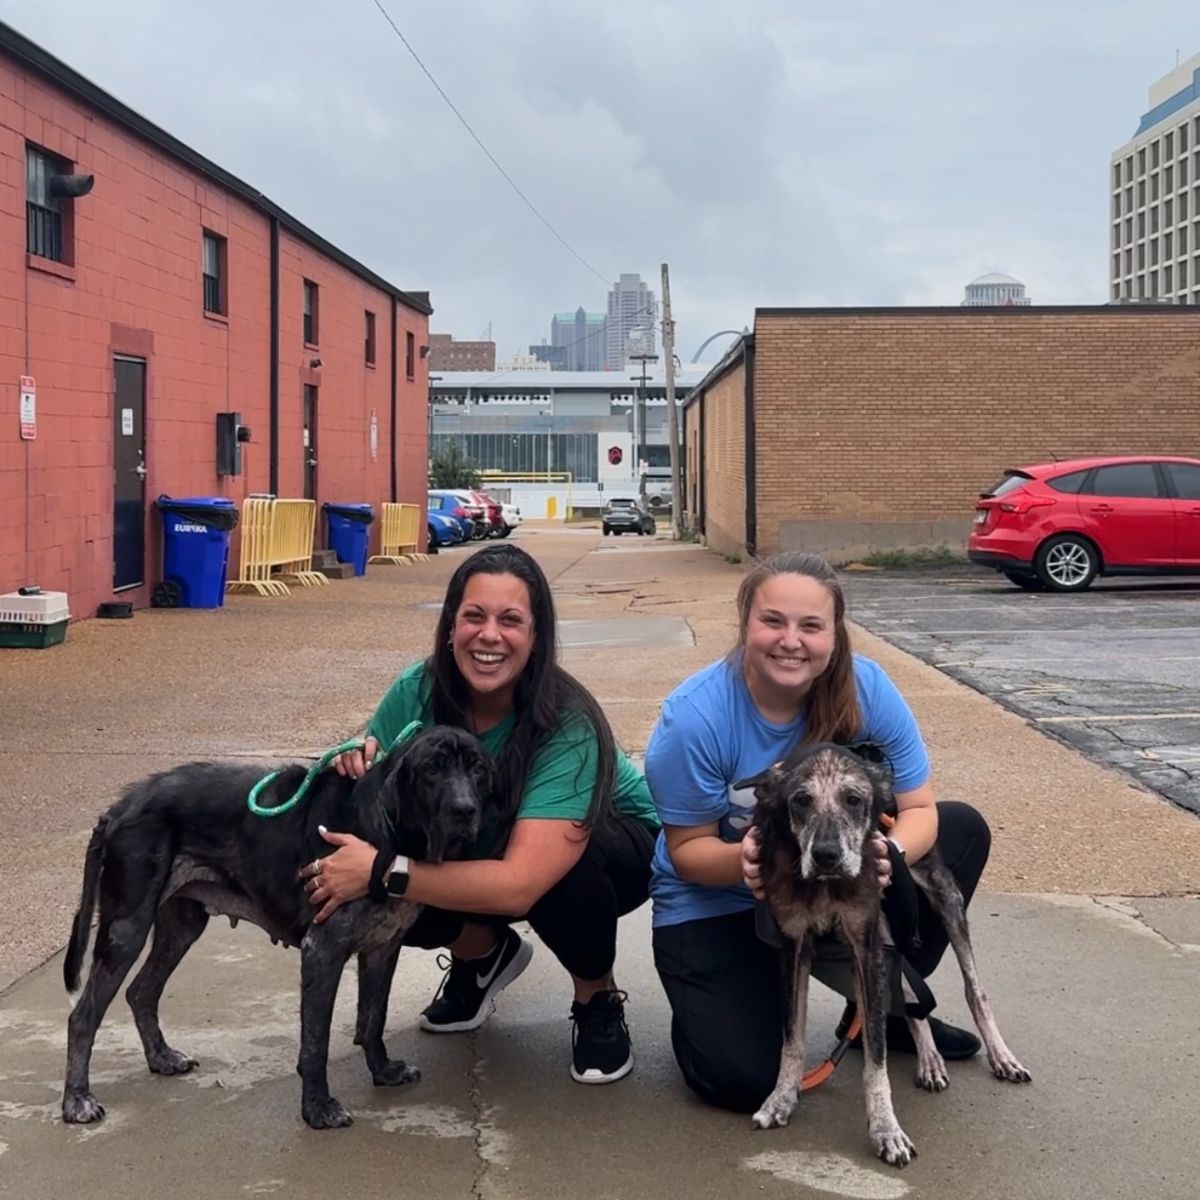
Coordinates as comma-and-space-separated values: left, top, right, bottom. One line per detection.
369, 503, 428, 564
272, 499, 328, 587
226, 497, 328, 596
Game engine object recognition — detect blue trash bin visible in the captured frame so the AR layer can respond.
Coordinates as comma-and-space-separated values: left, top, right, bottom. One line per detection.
156, 496, 238, 608
323, 503, 374, 576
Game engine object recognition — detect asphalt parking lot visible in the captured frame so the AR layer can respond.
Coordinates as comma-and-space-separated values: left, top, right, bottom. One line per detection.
845, 567, 1200, 817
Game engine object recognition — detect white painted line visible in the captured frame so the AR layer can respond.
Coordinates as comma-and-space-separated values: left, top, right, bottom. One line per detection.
1036, 712, 1200, 724
884, 627, 1199, 637
939, 655, 1200, 667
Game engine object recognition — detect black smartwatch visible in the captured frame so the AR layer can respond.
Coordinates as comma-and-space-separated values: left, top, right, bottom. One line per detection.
385, 854, 411, 898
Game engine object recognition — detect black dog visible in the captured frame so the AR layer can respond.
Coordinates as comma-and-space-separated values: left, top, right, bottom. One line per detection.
61, 725, 493, 1130
744, 742, 1029, 1168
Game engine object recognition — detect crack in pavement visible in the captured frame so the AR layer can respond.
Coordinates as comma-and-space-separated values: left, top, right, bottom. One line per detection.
1089, 896, 1199, 954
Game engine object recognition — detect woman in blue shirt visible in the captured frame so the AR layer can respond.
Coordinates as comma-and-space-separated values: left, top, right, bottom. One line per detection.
645, 551, 991, 1112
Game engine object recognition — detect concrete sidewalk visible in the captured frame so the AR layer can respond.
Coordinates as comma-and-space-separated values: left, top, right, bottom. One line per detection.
1, 530, 1197, 1199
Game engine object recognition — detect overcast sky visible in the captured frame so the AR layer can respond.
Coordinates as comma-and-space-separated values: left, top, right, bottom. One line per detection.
6, 1, 1200, 361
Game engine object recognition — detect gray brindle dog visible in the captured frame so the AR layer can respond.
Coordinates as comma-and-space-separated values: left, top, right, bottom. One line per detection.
61, 725, 492, 1130
743, 742, 1030, 1167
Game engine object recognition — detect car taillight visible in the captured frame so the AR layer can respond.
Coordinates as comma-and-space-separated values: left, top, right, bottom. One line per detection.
452, 506, 467, 517
997, 497, 1054, 515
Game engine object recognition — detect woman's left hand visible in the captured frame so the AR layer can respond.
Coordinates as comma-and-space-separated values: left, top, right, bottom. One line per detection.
299, 826, 377, 924
868, 833, 893, 889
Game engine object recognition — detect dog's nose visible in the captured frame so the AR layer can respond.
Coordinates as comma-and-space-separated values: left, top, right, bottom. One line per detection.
448, 797, 478, 824
812, 842, 841, 871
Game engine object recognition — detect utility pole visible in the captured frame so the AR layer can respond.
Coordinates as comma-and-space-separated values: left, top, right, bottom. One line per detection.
660, 263, 682, 539
628, 351, 657, 506
427, 374, 443, 481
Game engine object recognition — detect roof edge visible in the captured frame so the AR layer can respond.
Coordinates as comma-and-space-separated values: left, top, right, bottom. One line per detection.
0, 19, 432, 316
681, 333, 753, 410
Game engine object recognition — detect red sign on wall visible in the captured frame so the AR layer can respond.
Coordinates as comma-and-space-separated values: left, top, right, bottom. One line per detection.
607, 445, 623, 465
19, 375, 36, 440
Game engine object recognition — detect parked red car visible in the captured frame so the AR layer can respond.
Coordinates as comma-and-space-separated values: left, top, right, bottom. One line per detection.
468, 490, 505, 538
968, 455, 1200, 591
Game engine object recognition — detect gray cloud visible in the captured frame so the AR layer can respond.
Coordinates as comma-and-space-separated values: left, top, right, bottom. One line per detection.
5, 0, 1199, 360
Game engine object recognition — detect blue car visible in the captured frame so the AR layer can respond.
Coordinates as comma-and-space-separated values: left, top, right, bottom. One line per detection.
427, 510, 465, 548
427, 492, 477, 541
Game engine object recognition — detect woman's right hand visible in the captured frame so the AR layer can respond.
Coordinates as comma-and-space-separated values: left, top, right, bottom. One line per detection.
333, 735, 380, 778
741, 826, 765, 899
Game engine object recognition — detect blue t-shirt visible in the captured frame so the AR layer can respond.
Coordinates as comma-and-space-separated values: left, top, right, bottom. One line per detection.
644, 654, 930, 928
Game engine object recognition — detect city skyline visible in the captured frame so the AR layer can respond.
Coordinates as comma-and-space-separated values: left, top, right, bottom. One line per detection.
9, 3, 1198, 362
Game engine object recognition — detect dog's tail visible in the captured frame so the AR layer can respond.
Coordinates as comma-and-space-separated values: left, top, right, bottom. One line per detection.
63, 817, 107, 992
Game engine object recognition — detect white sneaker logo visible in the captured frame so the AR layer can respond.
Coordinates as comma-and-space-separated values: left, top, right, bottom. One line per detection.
476, 953, 505, 991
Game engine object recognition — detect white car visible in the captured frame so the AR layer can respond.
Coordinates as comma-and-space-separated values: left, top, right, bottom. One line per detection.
500, 502, 521, 536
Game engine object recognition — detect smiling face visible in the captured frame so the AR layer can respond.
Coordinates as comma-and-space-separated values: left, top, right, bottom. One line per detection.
741, 574, 837, 710
450, 571, 535, 710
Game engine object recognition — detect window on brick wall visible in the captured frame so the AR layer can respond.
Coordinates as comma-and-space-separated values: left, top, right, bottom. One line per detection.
26, 144, 73, 264
202, 231, 226, 315
365, 310, 376, 365
406, 331, 415, 379
303, 279, 319, 345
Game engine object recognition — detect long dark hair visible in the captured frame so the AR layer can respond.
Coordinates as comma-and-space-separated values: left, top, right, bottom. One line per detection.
425, 543, 616, 832
731, 551, 861, 745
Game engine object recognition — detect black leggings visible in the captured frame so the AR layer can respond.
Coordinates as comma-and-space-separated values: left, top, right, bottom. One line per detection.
652, 801, 991, 1113
405, 814, 657, 982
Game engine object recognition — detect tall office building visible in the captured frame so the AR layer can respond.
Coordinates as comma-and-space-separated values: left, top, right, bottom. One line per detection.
548, 307, 607, 371
1110, 53, 1200, 304
606, 273, 657, 369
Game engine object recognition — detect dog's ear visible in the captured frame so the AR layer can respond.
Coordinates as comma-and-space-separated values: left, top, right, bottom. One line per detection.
845, 740, 891, 774
732, 761, 784, 797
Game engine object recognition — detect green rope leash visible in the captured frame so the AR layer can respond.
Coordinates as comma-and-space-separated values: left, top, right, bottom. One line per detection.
247, 719, 424, 818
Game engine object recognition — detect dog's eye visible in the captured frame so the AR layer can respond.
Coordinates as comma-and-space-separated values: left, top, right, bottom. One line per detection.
843, 791, 866, 808
789, 790, 811, 808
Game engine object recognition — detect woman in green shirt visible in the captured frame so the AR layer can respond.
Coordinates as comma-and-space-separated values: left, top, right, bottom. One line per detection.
302, 543, 660, 1084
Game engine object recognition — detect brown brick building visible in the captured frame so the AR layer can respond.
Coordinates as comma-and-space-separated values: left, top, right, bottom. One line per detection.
683, 306, 1200, 561
428, 333, 496, 372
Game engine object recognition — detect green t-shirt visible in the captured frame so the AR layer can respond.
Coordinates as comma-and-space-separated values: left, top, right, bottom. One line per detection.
367, 661, 660, 857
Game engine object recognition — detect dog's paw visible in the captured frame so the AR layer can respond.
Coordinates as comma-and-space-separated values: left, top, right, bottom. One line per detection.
870, 1125, 917, 1168
62, 1090, 105, 1124
372, 1060, 421, 1088
989, 1049, 1032, 1083
915, 1051, 949, 1092
751, 1089, 798, 1130
148, 1047, 198, 1076
303, 1096, 354, 1130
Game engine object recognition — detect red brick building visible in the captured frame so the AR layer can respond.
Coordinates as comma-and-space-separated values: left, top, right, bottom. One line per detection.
428, 333, 496, 372
684, 306, 1200, 561
0, 22, 432, 618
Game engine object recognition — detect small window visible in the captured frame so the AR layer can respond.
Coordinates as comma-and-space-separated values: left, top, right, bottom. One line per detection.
1166, 198, 1174, 227
1112, 163, 1122, 190
1125, 155, 1133, 182
1152, 140, 1161, 169
1138, 211, 1146, 238
1165, 131, 1175, 159
303, 279, 319, 345
1166, 463, 1200, 499
26, 144, 72, 263
980, 472, 1032, 499
1138, 147, 1146, 174
405, 330, 415, 379
1164, 264, 1173, 293
202, 230, 226, 315
1138, 180, 1146, 207
1084, 463, 1161, 499
1151, 173, 1160, 202
1181, 157, 1189, 187
365, 310, 376, 365
1046, 470, 1089, 494
1166, 164, 1174, 192
1181, 124, 1190, 154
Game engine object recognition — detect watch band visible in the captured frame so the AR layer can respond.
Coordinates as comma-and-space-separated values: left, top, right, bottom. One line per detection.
886, 835, 907, 862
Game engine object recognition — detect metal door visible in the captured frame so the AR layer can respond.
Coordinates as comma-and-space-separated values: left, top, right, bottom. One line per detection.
303, 384, 318, 500
113, 356, 147, 590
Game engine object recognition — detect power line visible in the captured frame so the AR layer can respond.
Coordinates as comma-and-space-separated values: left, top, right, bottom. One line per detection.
370, 0, 610, 287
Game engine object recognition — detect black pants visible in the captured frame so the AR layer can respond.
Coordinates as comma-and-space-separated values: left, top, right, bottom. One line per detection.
652, 801, 991, 1113
405, 814, 657, 982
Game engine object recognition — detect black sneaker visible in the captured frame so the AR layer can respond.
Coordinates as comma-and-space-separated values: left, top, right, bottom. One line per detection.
569, 990, 633, 1084
418, 928, 533, 1033
835, 1002, 981, 1060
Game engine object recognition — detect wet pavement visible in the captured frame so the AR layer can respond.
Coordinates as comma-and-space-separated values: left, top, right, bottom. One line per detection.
845, 568, 1200, 816
1, 528, 1198, 1199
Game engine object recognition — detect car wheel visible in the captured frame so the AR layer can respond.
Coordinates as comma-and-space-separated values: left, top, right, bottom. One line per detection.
1004, 572, 1045, 591
1035, 534, 1098, 592
498, 526, 512, 538
603, 525, 611, 535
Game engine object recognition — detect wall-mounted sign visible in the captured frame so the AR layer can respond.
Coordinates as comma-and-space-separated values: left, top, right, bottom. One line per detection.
370, 408, 379, 462
19, 375, 36, 440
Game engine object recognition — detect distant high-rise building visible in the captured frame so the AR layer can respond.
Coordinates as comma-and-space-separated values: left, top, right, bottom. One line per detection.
529, 341, 568, 369
1110, 52, 1200, 304
428, 333, 496, 371
961, 273, 1031, 306
545, 307, 607, 371
606, 274, 657, 369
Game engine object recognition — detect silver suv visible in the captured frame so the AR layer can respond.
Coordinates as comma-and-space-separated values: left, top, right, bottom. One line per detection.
602, 498, 655, 537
